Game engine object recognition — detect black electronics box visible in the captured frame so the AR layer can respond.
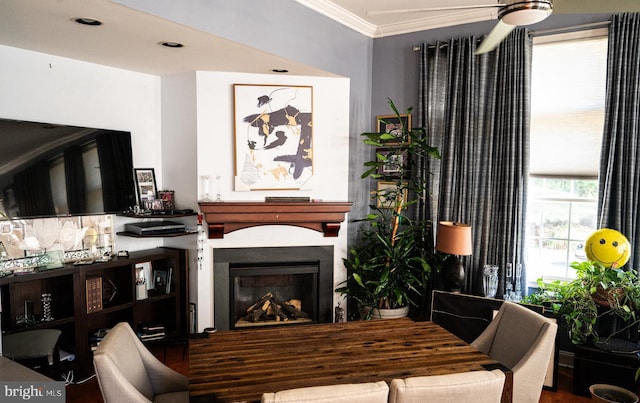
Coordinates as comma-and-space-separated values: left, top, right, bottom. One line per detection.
125, 221, 185, 236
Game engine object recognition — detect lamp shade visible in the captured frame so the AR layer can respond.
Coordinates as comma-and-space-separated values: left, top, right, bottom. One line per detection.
435, 221, 472, 256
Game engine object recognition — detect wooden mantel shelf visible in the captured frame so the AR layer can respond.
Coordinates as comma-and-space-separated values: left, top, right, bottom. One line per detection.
198, 201, 352, 239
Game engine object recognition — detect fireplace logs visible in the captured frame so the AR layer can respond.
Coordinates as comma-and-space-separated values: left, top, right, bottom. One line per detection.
237, 292, 311, 328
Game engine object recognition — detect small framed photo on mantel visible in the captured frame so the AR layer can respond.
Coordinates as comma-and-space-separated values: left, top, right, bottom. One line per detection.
134, 168, 157, 208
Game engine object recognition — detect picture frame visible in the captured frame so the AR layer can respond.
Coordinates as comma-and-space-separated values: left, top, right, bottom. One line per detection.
135, 261, 153, 290
151, 199, 164, 212
134, 168, 157, 208
376, 181, 408, 209
376, 114, 412, 145
153, 270, 168, 291
233, 84, 314, 191
376, 148, 408, 177
157, 190, 175, 211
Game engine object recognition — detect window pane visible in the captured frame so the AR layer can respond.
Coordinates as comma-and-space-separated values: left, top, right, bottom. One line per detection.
526, 31, 605, 284
541, 201, 570, 239
570, 202, 598, 241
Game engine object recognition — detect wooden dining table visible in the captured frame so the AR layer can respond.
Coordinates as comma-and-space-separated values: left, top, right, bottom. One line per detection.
189, 318, 512, 403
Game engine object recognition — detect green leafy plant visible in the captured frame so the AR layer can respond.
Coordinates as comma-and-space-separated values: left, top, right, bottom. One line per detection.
524, 260, 640, 345
336, 99, 440, 317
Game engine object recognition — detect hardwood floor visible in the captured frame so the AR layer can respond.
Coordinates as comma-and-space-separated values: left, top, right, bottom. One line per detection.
65, 343, 593, 403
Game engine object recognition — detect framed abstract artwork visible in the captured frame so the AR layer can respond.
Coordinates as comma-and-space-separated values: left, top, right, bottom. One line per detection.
376, 147, 408, 178
376, 181, 408, 209
233, 84, 313, 191
376, 113, 411, 145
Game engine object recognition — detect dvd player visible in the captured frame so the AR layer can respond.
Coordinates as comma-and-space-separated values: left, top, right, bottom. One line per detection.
125, 221, 186, 235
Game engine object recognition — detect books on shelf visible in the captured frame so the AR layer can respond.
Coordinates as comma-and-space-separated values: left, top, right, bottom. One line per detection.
90, 328, 111, 351
137, 323, 166, 342
166, 268, 173, 294
86, 277, 103, 313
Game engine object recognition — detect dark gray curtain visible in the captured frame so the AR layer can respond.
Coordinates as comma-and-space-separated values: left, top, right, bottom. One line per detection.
598, 13, 640, 270
418, 29, 531, 296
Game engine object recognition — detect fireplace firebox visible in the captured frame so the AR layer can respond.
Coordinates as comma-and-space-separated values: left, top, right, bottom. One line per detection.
213, 246, 333, 331
231, 263, 318, 328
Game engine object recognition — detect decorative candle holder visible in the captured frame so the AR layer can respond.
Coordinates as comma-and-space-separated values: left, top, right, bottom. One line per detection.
513, 263, 522, 302
505, 262, 513, 301
41, 293, 53, 322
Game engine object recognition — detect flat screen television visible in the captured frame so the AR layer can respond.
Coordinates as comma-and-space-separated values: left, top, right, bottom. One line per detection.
0, 118, 135, 219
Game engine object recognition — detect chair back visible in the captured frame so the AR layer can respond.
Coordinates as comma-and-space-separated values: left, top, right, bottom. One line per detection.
389, 369, 505, 403
93, 322, 155, 402
261, 381, 389, 403
471, 301, 557, 403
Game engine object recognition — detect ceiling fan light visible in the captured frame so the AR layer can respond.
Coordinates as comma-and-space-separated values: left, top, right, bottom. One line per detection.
499, 1, 552, 26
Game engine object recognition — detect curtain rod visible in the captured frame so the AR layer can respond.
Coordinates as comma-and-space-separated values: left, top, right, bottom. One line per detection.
412, 19, 610, 52
529, 20, 610, 37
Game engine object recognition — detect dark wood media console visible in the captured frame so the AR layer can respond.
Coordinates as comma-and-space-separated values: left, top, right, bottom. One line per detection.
0, 247, 188, 379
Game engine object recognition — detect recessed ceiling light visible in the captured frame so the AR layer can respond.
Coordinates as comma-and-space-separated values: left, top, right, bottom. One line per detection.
74, 18, 102, 26
272, 69, 289, 73
160, 42, 184, 48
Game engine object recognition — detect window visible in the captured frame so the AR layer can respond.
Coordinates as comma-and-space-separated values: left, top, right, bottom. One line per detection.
526, 177, 597, 281
526, 30, 607, 284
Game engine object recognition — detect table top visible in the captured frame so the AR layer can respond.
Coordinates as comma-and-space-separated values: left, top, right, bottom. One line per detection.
189, 318, 510, 403
0, 356, 53, 381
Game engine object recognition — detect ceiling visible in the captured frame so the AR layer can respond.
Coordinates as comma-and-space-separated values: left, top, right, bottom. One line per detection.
0, 0, 507, 76
0, 1, 637, 76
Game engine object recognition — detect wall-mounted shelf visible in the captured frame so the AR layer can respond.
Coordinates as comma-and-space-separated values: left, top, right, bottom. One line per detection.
117, 211, 197, 238
198, 201, 352, 239
116, 230, 197, 238
118, 212, 196, 219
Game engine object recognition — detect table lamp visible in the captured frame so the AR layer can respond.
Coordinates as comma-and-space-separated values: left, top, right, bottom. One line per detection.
435, 221, 472, 292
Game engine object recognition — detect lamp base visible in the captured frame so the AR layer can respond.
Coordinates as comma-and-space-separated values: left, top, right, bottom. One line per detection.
443, 255, 465, 293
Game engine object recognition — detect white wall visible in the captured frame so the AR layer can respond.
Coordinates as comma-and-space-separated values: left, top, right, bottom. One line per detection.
0, 44, 167, 254
0, 44, 352, 332
194, 72, 351, 330
0, 45, 162, 171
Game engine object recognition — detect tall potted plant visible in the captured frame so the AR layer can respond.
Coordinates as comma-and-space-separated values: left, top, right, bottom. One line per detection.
336, 99, 440, 319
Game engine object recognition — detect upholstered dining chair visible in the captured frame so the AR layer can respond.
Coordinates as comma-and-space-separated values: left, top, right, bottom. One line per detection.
93, 322, 189, 403
388, 369, 505, 403
261, 380, 389, 403
471, 301, 558, 403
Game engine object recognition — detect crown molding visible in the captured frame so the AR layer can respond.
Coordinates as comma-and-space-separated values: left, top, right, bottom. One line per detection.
295, 0, 378, 37
373, 9, 497, 38
296, 0, 497, 38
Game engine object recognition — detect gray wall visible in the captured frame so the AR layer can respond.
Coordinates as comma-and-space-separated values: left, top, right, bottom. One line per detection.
115, 0, 374, 247
112, 1, 616, 249
371, 13, 614, 119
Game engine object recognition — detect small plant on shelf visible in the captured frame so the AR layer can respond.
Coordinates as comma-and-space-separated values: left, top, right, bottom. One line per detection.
524, 260, 640, 345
